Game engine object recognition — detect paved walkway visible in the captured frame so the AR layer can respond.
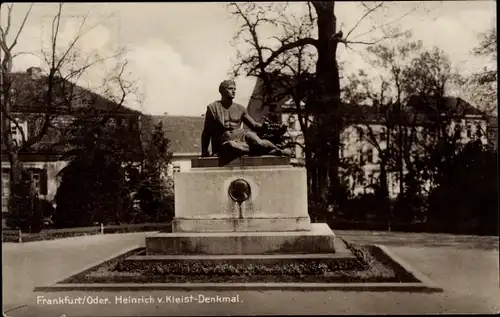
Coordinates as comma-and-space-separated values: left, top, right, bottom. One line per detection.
2, 231, 499, 316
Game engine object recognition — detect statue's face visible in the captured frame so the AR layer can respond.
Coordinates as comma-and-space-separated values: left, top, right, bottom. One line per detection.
221, 83, 236, 99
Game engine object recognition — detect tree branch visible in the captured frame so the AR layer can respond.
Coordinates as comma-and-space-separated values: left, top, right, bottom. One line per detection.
345, 2, 385, 41
8, 3, 34, 51
54, 11, 94, 72
351, 3, 424, 41
251, 37, 318, 73
4, 4, 14, 37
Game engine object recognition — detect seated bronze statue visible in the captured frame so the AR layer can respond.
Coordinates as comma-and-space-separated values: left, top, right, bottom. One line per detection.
201, 80, 292, 163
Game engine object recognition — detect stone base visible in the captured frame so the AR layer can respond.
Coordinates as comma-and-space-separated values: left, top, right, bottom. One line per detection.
128, 239, 354, 266
172, 217, 311, 233
146, 223, 336, 255
191, 155, 291, 168
174, 166, 309, 232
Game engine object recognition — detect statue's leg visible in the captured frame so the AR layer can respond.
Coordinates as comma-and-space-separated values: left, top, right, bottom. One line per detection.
245, 132, 290, 156
225, 140, 250, 153
217, 140, 250, 166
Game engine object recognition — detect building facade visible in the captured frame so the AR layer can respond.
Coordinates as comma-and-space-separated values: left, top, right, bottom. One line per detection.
246, 75, 490, 199
140, 115, 205, 177
1, 67, 142, 214
278, 97, 489, 198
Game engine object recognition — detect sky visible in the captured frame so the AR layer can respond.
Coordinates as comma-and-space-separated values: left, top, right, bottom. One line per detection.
2, 1, 496, 116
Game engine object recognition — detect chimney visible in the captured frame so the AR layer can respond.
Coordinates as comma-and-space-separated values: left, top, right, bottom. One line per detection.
27, 67, 42, 79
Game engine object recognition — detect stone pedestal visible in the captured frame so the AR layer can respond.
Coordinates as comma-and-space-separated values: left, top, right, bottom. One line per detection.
146, 223, 335, 255
145, 156, 337, 255
173, 157, 310, 233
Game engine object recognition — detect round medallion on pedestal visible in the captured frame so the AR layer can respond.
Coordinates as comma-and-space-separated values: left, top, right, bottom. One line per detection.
228, 179, 251, 203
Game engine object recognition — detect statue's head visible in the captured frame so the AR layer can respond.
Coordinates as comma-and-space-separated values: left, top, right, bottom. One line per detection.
219, 80, 236, 99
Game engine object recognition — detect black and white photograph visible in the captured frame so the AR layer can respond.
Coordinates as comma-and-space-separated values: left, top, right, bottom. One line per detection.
1, 1, 498, 316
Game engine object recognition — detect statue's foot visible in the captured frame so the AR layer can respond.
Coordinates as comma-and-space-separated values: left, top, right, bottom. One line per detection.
268, 149, 280, 156
280, 148, 293, 157
269, 148, 293, 157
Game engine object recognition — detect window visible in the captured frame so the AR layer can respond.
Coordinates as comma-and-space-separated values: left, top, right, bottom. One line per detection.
173, 165, 181, 174
358, 149, 365, 165
379, 128, 386, 141
31, 172, 41, 195
287, 115, 296, 130
366, 148, 374, 164
476, 124, 483, 138
1, 169, 47, 212
357, 128, 364, 142
107, 118, 116, 128
368, 173, 375, 185
10, 120, 28, 145
1, 171, 9, 213
129, 117, 139, 131
466, 124, 472, 138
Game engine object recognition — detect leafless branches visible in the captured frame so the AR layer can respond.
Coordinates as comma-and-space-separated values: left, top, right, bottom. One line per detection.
2, 3, 135, 163
345, 2, 385, 41
229, 2, 319, 77
349, 2, 425, 42
1, 3, 34, 159
0, 3, 33, 74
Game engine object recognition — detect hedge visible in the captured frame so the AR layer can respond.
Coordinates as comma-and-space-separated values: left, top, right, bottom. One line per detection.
2, 222, 171, 243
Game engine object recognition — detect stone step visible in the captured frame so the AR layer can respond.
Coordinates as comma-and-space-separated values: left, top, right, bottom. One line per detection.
124, 249, 355, 266
145, 223, 338, 255
172, 217, 311, 233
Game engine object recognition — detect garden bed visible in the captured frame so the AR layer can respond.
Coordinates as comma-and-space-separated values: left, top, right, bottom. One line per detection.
59, 241, 419, 284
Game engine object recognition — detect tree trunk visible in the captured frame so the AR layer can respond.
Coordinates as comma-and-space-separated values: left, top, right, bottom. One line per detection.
7, 152, 22, 185
1, 76, 23, 201
379, 159, 392, 230
313, 2, 342, 204
379, 160, 389, 198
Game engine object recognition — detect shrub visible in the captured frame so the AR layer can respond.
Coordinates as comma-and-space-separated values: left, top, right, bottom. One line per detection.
135, 178, 174, 223
53, 157, 133, 228
6, 170, 43, 233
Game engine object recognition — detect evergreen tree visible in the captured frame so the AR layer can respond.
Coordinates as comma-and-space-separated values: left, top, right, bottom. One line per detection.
53, 114, 138, 228
135, 121, 174, 222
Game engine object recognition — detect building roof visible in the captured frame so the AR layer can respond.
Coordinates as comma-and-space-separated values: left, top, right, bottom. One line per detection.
248, 76, 488, 126
7, 69, 140, 116
2, 68, 143, 158
141, 115, 205, 154
247, 74, 312, 123
406, 95, 486, 118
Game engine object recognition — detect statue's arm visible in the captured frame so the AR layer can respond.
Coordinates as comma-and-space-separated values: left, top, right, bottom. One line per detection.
201, 107, 213, 157
242, 111, 262, 132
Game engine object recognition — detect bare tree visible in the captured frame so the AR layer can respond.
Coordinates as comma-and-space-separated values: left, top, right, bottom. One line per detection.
363, 33, 424, 198
343, 70, 396, 202
404, 48, 471, 196
1, 4, 135, 219
1, 3, 34, 185
460, 24, 497, 115
343, 34, 463, 224
229, 1, 427, 204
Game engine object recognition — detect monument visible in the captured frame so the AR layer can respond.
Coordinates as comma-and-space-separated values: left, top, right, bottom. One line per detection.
145, 80, 340, 257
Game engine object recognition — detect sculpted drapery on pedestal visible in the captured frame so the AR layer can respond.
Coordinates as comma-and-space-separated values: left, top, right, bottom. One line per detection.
201, 80, 291, 163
